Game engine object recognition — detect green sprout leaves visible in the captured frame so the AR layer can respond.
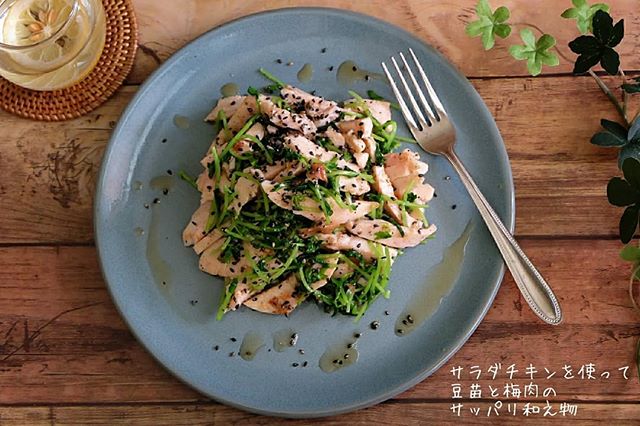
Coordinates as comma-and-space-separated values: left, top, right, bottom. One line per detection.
622, 77, 640, 94
608, 158, 640, 243
465, 0, 511, 50
561, 0, 610, 34
508, 29, 559, 76
591, 117, 640, 168
569, 10, 624, 75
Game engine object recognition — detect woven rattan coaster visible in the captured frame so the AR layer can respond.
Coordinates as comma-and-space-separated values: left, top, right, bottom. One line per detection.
0, 0, 138, 121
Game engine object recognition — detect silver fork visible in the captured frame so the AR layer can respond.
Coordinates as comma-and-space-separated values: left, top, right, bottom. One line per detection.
382, 49, 562, 325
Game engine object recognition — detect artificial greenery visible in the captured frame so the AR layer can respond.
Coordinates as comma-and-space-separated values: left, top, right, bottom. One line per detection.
569, 10, 624, 74
508, 29, 559, 76
561, 0, 609, 34
466, 0, 640, 378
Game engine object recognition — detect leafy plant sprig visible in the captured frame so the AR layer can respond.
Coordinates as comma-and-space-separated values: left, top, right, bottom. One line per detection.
466, 0, 640, 379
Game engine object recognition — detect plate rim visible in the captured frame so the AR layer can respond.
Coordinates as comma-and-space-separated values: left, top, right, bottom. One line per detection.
94, 6, 516, 418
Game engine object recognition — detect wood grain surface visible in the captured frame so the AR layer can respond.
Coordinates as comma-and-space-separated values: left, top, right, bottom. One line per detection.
0, 0, 638, 424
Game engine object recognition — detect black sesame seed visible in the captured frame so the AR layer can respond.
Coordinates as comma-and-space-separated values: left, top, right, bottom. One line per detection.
397, 329, 404, 334
302, 361, 308, 367
213, 345, 219, 351
162, 281, 166, 286
384, 310, 390, 316
321, 47, 327, 53
245, 351, 252, 356
354, 333, 361, 339
365, 75, 370, 81
352, 65, 357, 72
230, 337, 237, 342
153, 198, 160, 204
144, 203, 150, 209
292, 363, 299, 367
338, 360, 343, 365
276, 58, 283, 64
433, 193, 438, 197
162, 188, 169, 195
451, 204, 457, 210
299, 349, 305, 355
161, 138, 167, 143
407, 315, 414, 324
166, 169, 173, 175
328, 66, 334, 71
344, 353, 350, 359
370, 321, 380, 330
402, 319, 408, 325
229, 352, 235, 357
347, 343, 353, 349
333, 359, 339, 364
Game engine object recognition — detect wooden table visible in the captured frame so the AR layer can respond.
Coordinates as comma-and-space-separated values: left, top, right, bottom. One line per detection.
1, 1, 639, 424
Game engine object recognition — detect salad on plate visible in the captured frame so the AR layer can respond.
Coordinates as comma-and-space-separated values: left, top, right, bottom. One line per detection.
181, 70, 437, 319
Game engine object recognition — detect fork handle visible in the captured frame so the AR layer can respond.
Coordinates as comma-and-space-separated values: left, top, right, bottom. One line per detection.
446, 149, 562, 325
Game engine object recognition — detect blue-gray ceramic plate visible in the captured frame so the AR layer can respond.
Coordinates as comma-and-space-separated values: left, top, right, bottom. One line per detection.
95, 8, 514, 418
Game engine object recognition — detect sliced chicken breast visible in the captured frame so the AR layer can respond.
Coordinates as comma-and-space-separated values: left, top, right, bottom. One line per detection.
346, 219, 437, 248
372, 166, 403, 223
324, 127, 346, 148
259, 95, 317, 136
281, 86, 342, 127
183, 202, 212, 246
244, 275, 300, 315
284, 133, 337, 163
338, 176, 370, 196
205, 95, 245, 122
363, 99, 392, 124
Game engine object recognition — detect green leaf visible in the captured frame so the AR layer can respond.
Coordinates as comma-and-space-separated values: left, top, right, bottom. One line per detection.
628, 117, 640, 142
620, 245, 640, 261
510, 30, 559, 76
569, 35, 601, 54
527, 57, 543, 76
466, 0, 512, 51
600, 47, 620, 75
562, 0, 610, 34
623, 157, 640, 189
494, 23, 511, 38
601, 119, 629, 139
591, 132, 627, 147
620, 205, 640, 243
538, 51, 560, 66
521, 28, 536, 48
536, 34, 556, 51
609, 19, 624, 47
608, 177, 639, 206
561, 8, 579, 19
493, 6, 510, 22
573, 52, 601, 74
465, 20, 487, 37
622, 83, 640, 94
476, 0, 492, 16
508, 45, 529, 60
482, 29, 495, 50
593, 9, 613, 42
619, 142, 640, 169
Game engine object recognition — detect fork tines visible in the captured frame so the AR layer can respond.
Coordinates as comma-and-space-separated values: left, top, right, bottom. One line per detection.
381, 48, 445, 132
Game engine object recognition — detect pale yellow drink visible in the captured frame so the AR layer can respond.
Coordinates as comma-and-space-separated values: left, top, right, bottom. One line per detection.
0, 0, 105, 91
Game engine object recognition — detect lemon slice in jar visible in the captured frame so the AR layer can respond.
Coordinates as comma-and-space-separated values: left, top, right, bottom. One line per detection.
1, 0, 99, 90
3, 0, 84, 71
